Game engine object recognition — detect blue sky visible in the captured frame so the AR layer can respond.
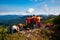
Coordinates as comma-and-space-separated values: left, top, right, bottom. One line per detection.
0, 0, 60, 15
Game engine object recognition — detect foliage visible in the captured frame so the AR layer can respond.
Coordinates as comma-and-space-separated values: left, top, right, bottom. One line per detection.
51, 15, 60, 40
43, 18, 54, 24
53, 15, 60, 25
0, 26, 51, 40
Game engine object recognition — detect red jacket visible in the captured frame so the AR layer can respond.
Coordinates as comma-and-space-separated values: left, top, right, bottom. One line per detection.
33, 18, 37, 23
26, 18, 30, 24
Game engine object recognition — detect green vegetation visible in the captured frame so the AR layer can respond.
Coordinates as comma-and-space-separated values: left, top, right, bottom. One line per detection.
0, 26, 52, 40
0, 15, 59, 40
0, 26, 7, 40
51, 15, 60, 40
43, 18, 54, 24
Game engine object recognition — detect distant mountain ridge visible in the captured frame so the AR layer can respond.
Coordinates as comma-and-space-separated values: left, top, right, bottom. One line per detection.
0, 15, 57, 26
0, 15, 24, 20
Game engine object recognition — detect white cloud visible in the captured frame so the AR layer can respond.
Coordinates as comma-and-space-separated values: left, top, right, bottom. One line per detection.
0, 6, 60, 15
0, 11, 28, 15
39, 4, 50, 15
34, 3, 60, 15
43, 4, 50, 13
26, 8, 34, 13
0, 10, 35, 15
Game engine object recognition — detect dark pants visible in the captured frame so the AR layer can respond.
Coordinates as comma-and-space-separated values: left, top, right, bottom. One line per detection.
30, 22, 36, 29
27, 24, 30, 28
37, 22, 40, 28
30, 23, 34, 29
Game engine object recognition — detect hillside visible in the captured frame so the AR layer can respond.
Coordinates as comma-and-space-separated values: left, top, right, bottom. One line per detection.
0, 26, 53, 40
0, 15, 58, 40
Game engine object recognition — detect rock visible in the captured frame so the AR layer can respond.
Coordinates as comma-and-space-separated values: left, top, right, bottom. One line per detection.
27, 33, 31, 37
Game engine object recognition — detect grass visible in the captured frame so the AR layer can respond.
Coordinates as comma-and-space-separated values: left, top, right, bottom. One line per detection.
0, 25, 53, 40
43, 18, 54, 24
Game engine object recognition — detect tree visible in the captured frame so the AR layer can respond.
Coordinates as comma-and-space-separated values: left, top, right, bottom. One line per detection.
53, 15, 60, 25
51, 15, 60, 40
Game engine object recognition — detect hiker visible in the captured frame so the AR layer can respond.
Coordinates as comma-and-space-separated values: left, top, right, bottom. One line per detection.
26, 16, 31, 29
45, 23, 51, 29
11, 25, 18, 34
40, 16, 42, 27
30, 15, 37, 29
29, 16, 32, 29
33, 15, 37, 28
18, 23, 24, 31
37, 16, 41, 28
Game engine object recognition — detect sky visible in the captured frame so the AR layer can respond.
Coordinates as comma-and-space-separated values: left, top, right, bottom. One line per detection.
0, 0, 60, 15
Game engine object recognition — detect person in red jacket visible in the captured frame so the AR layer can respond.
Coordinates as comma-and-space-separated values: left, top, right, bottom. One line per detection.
26, 16, 31, 29
33, 15, 37, 28
30, 15, 37, 29
40, 16, 42, 28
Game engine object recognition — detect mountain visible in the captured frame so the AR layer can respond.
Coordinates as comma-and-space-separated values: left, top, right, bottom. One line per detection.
0, 15, 28, 26
0, 15, 23, 20
0, 15, 57, 26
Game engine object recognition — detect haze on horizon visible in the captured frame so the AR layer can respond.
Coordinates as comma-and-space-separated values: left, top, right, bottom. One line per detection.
0, 0, 60, 15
